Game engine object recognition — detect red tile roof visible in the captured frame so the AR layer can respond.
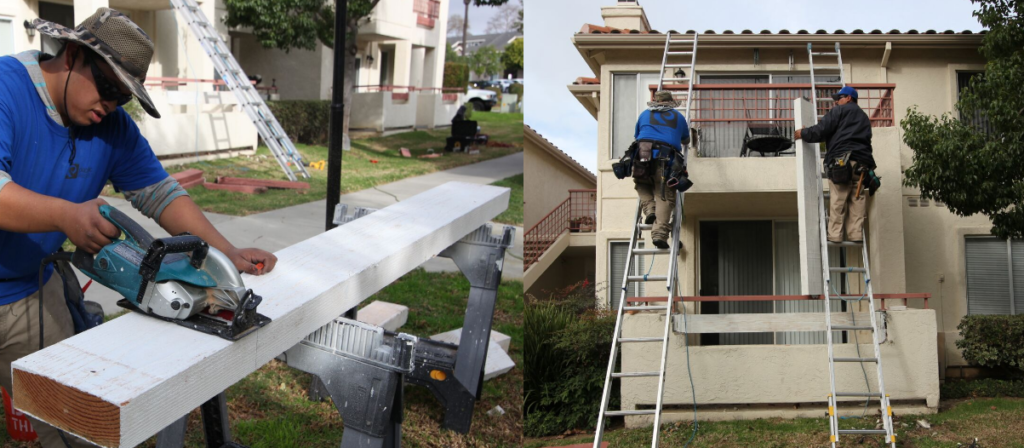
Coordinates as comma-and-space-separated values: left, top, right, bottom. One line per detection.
573, 77, 600, 85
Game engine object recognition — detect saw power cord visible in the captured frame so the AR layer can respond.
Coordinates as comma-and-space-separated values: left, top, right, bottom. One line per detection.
37, 252, 76, 448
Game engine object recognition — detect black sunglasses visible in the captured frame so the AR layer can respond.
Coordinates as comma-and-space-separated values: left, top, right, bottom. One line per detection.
86, 54, 133, 106
831, 93, 849, 102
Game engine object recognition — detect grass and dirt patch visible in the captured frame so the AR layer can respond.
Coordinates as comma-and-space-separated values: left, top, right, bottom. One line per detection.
0, 270, 522, 448
104, 113, 523, 216
524, 397, 1024, 448
490, 174, 523, 226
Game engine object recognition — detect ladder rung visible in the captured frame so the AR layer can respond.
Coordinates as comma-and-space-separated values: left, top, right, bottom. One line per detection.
627, 275, 668, 282
638, 224, 653, 231
827, 241, 863, 247
612, 371, 660, 378
812, 52, 839, 56
667, 51, 693, 55
664, 64, 692, 68
662, 77, 690, 82
836, 392, 883, 397
829, 267, 866, 273
669, 40, 694, 44
605, 409, 657, 416
817, 97, 835, 102
838, 429, 888, 435
624, 305, 667, 311
815, 83, 845, 87
833, 357, 878, 363
813, 66, 842, 70
831, 325, 874, 331
618, 337, 663, 343
633, 248, 670, 256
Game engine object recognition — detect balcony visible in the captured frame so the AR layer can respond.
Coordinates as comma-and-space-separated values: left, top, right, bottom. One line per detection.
652, 83, 895, 158
524, 189, 597, 270
352, 85, 465, 131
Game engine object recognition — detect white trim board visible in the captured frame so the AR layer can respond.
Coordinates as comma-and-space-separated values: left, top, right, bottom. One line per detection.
12, 182, 510, 448
794, 98, 824, 295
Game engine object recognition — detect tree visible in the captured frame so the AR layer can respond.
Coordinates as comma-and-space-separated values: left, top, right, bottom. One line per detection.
460, 0, 507, 56
901, 0, 1024, 239
485, 2, 520, 34
502, 37, 522, 74
447, 14, 465, 37
223, 0, 380, 147
469, 45, 503, 79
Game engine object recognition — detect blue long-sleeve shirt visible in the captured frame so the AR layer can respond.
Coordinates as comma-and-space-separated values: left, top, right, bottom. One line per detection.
635, 108, 689, 158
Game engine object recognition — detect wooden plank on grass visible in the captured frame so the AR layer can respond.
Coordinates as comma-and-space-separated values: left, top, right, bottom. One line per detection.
11, 181, 510, 448
215, 177, 311, 190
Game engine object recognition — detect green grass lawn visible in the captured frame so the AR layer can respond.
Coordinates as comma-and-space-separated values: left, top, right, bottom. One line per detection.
525, 398, 1024, 448
0, 270, 521, 448
104, 113, 524, 216
491, 174, 523, 226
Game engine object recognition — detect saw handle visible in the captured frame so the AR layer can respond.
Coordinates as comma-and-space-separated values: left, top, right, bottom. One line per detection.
139, 235, 210, 281
98, 204, 155, 250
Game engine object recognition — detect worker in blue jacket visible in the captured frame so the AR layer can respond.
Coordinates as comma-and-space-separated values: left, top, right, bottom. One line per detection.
632, 90, 691, 249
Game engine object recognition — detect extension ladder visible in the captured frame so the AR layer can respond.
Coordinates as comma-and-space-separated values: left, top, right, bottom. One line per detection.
593, 31, 697, 448
170, 0, 310, 181
808, 42, 896, 447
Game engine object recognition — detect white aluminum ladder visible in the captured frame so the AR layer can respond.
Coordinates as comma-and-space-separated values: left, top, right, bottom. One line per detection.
593, 31, 697, 448
170, 0, 310, 181
808, 42, 896, 447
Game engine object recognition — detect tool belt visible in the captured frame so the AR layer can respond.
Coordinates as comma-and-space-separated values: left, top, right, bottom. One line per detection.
666, 151, 693, 193
612, 141, 637, 179
825, 151, 853, 184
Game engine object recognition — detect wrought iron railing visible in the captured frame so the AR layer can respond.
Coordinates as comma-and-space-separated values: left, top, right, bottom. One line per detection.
524, 189, 597, 270
651, 83, 895, 158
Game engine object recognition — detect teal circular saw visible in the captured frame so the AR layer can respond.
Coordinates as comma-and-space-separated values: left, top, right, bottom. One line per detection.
72, 205, 270, 340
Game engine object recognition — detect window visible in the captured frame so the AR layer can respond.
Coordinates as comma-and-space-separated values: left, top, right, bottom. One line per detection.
0, 18, 13, 57
610, 73, 660, 159
608, 241, 645, 310
957, 71, 994, 134
966, 237, 1024, 315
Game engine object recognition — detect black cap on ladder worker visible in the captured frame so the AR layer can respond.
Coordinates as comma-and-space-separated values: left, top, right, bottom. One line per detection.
626, 90, 693, 249
0, 9, 277, 447
795, 86, 882, 243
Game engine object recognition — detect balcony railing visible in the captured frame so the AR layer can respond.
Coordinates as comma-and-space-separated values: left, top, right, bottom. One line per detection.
525, 189, 597, 270
356, 85, 464, 102
651, 83, 895, 158
414, 0, 441, 28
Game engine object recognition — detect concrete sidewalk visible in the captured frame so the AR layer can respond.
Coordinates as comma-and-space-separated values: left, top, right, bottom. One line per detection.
80, 152, 524, 315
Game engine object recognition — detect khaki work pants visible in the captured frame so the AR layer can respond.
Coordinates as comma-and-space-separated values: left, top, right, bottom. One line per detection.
828, 161, 868, 242
634, 160, 675, 241
0, 274, 94, 447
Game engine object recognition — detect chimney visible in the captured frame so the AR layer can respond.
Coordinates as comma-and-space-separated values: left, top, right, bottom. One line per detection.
601, 1, 651, 32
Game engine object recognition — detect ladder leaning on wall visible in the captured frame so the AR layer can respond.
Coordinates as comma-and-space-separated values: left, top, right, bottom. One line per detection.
170, 0, 310, 182
808, 42, 897, 447
592, 31, 698, 448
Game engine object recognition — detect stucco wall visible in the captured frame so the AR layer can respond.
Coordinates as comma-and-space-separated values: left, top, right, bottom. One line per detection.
138, 92, 258, 161
0, 0, 39, 57
524, 142, 596, 231
349, 91, 417, 132
233, 32, 324, 100
620, 309, 939, 425
414, 92, 462, 129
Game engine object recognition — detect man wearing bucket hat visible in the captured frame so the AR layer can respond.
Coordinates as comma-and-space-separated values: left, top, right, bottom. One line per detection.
0, 9, 277, 446
629, 90, 692, 249
795, 86, 880, 243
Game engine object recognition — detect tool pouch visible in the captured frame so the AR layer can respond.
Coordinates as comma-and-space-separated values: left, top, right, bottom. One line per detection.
666, 151, 693, 192
612, 141, 636, 179
827, 152, 853, 184
52, 258, 103, 334
631, 141, 654, 179
866, 169, 882, 196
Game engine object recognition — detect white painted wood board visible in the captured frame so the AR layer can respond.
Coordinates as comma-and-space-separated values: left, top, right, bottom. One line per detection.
673, 312, 874, 334
482, 340, 515, 381
795, 98, 824, 295
11, 182, 509, 448
430, 328, 512, 353
357, 301, 409, 332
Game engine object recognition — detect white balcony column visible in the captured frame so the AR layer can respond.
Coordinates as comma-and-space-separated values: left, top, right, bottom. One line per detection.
75, 0, 108, 25
424, 47, 442, 89
410, 46, 425, 88
392, 40, 412, 88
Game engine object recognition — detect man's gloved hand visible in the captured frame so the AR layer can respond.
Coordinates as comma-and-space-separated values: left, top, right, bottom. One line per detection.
229, 247, 277, 275
60, 198, 121, 254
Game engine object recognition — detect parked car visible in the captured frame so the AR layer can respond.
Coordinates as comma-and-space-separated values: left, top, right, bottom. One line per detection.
471, 80, 498, 90
465, 88, 498, 111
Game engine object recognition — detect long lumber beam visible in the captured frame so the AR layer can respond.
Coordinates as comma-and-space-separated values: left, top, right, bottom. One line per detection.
11, 182, 510, 448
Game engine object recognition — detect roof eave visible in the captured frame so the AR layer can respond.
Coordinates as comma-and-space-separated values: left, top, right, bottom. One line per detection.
567, 84, 600, 120
572, 33, 985, 51
524, 126, 598, 184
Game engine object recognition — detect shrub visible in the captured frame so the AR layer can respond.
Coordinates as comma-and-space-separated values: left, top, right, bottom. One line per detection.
484, 86, 503, 102
265, 100, 331, 146
524, 281, 617, 437
941, 378, 1024, 399
443, 62, 469, 91
956, 314, 1024, 377
509, 83, 523, 101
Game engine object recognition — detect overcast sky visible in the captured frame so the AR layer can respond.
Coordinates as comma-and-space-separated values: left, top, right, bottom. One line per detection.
446, 0, 519, 36
523, 0, 986, 173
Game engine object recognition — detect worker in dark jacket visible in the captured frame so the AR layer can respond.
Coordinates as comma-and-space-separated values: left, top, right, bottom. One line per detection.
632, 90, 690, 249
795, 86, 877, 243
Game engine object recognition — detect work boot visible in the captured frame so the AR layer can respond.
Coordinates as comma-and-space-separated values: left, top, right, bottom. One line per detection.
652, 238, 683, 251
645, 213, 656, 225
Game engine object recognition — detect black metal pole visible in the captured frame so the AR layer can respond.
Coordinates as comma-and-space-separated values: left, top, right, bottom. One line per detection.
326, 0, 348, 231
